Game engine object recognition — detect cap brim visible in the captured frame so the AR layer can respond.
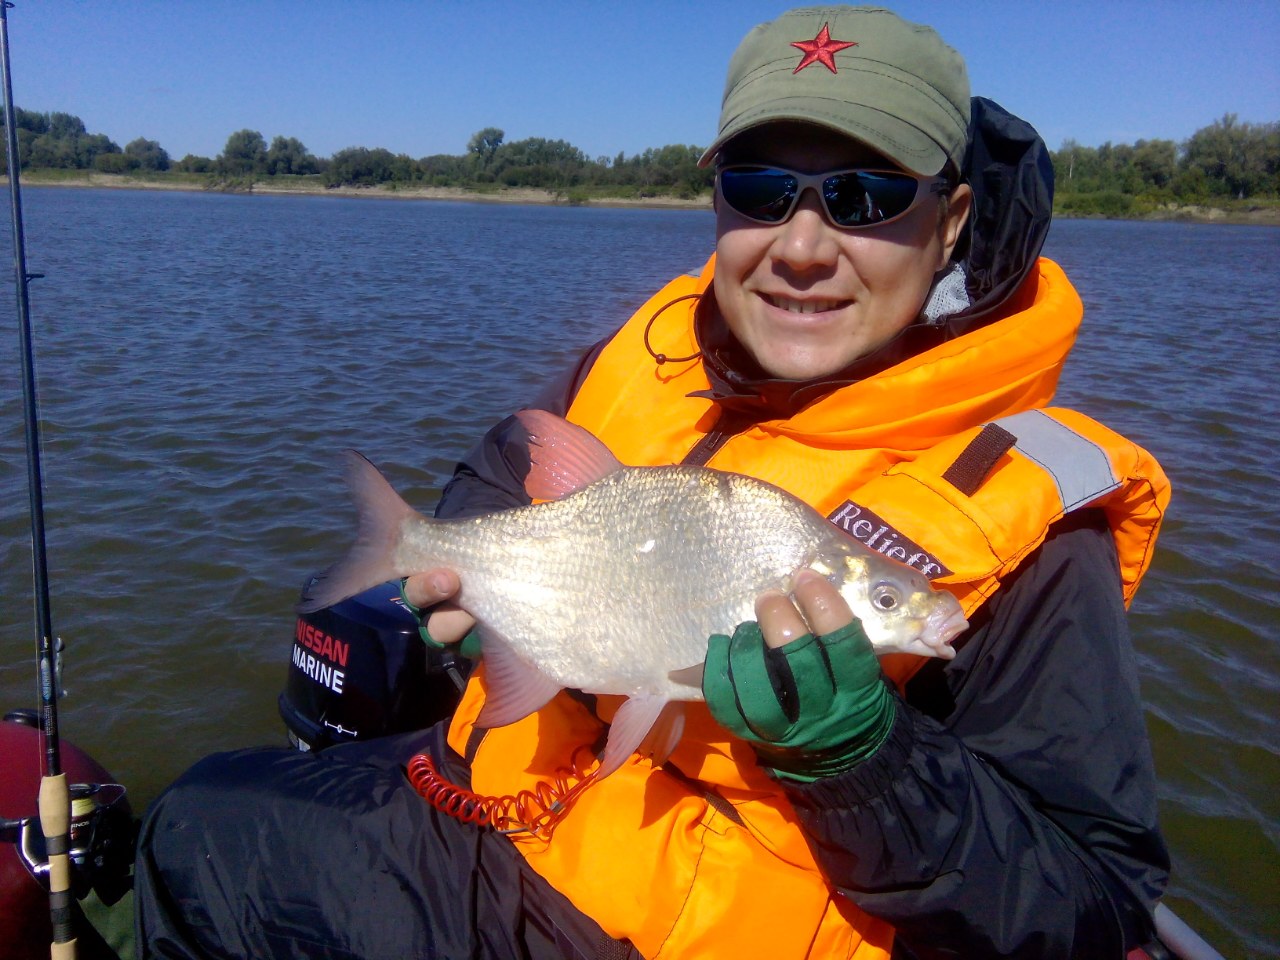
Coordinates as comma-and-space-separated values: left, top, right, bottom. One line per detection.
701, 97, 952, 175
699, 104, 950, 174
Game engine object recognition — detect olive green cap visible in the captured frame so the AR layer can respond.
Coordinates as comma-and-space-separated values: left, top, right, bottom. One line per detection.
700, 6, 971, 175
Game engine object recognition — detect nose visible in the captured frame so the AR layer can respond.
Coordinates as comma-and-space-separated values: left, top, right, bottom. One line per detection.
771, 187, 839, 271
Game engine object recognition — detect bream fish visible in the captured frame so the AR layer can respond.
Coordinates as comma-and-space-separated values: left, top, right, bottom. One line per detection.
300, 409, 968, 778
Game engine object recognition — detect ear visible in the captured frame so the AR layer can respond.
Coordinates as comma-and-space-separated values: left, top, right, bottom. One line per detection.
938, 183, 973, 268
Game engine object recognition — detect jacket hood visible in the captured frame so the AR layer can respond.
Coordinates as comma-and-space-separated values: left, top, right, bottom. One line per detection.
695, 97, 1056, 419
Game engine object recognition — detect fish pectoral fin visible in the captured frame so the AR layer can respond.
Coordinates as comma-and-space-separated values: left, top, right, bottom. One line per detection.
638, 702, 685, 768
667, 662, 704, 694
474, 630, 563, 729
597, 694, 669, 781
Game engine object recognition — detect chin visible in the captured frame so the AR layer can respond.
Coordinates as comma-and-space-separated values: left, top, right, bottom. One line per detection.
759, 355, 848, 381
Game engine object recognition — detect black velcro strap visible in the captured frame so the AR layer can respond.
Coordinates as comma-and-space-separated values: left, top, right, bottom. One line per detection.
942, 422, 1018, 496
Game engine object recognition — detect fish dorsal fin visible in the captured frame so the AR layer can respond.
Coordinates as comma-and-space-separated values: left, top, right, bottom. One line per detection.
597, 693, 668, 780
515, 409, 623, 501
473, 627, 563, 729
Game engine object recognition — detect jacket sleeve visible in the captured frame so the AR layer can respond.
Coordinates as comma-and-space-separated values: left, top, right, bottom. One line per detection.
434, 336, 611, 520
784, 511, 1169, 959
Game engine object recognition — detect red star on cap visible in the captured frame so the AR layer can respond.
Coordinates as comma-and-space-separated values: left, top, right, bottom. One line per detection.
791, 23, 857, 74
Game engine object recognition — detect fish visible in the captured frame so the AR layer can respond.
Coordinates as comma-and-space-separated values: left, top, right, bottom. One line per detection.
299, 409, 968, 778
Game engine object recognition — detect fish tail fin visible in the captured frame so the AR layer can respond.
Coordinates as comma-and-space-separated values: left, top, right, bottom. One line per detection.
297, 450, 423, 613
514, 409, 624, 501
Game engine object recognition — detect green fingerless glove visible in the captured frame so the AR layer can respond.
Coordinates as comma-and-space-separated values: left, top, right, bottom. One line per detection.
703, 619, 895, 782
398, 579, 483, 660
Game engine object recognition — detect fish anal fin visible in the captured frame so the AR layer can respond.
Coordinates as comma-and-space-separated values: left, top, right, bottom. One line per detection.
474, 629, 563, 729
515, 409, 624, 501
596, 694, 668, 781
639, 702, 686, 768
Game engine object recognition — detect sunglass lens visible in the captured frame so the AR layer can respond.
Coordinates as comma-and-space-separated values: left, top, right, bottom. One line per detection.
720, 169, 796, 223
824, 172, 920, 226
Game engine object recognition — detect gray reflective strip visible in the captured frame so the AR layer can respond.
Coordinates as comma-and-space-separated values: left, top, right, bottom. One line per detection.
993, 410, 1120, 511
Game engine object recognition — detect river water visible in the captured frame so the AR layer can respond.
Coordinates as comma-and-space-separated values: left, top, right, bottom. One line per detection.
1, 187, 1277, 958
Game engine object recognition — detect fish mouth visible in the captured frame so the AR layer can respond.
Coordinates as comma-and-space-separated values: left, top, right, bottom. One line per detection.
931, 606, 969, 647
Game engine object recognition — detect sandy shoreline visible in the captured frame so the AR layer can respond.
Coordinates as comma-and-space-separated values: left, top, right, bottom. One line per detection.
9, 172, 714, 211
10, 172, 1279, 224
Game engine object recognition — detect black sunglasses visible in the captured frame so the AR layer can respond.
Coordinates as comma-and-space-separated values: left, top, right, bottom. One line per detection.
717, 165, 949, 229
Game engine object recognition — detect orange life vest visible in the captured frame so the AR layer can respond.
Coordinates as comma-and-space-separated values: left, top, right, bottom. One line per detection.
445, 255, 1169, 958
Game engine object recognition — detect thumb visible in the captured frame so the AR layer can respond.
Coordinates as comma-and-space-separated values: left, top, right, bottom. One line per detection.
403, 569, 460, 608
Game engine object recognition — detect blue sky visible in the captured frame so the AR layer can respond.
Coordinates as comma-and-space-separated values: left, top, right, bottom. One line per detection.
9, 1, 1278, 162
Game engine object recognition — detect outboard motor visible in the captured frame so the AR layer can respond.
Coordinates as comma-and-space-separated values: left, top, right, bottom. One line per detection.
279, 579, 470, 751
0, 710, 134, 959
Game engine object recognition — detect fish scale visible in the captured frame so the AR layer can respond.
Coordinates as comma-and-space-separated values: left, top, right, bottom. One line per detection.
394, 467, 828, 696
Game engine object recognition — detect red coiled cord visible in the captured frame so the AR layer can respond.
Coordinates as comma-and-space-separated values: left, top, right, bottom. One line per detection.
406, 748, 599, 840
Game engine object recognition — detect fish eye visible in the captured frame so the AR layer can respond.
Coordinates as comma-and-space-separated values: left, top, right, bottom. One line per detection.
871, 585, 900, 611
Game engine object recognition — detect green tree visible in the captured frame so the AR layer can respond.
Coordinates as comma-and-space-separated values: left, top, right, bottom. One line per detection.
3, 109, 118, 170
174, 154, 214, 173
219, 129, 268, 175
1183, 114, 1280, 198
75, 133, 119, 169
48, 111, 87, 140
95, 152, 140, 173
1130, 139, 1177, 190
125, 137, 170, 171
490, 137, 589, 188
266, 135, 318, 175
419, 152, 467, 184
13, 107, 49, 134
467, 127, 504, 169
25, 133, 76, 168
324, 146, 412, 186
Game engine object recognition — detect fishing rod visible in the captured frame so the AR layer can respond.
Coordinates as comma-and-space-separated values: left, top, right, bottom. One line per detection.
0, 2, 78, 957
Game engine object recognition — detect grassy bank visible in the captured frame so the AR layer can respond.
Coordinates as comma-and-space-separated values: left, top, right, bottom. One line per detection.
9, 170, 1279, 224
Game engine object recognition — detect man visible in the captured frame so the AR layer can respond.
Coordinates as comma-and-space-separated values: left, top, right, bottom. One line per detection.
137, 7, 1169, 958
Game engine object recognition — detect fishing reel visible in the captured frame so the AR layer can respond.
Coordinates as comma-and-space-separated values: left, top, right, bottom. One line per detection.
279, 578, 470, 751
0, 711, 135, 954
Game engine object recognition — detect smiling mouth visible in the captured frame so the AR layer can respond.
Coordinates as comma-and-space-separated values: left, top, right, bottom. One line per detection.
765, 294, 848, 314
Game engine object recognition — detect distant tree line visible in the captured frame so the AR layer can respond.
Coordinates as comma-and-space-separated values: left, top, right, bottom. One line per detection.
0, 111, 710, 199
3, 108, 1276, 209
321, 127, 709, 198
1051, 114, 1279, 216
1, 108, 172, 173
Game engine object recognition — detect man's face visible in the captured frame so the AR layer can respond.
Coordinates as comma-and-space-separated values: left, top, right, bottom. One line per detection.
712, 123, 970, 381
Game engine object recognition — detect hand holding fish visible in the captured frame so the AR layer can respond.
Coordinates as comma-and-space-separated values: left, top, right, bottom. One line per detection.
402, 569, 474, 647
704, 569, 896, 783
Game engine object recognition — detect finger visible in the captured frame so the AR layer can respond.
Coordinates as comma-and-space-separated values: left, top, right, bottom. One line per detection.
726, 622, 792, 740
425, 603, 476, 646
778, 634, 838, 718
755, 590, 810, 650
792, 569, 854, 637
403, 569, 461, 608
818, 620, 883, 691
703, 631, 734, 709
